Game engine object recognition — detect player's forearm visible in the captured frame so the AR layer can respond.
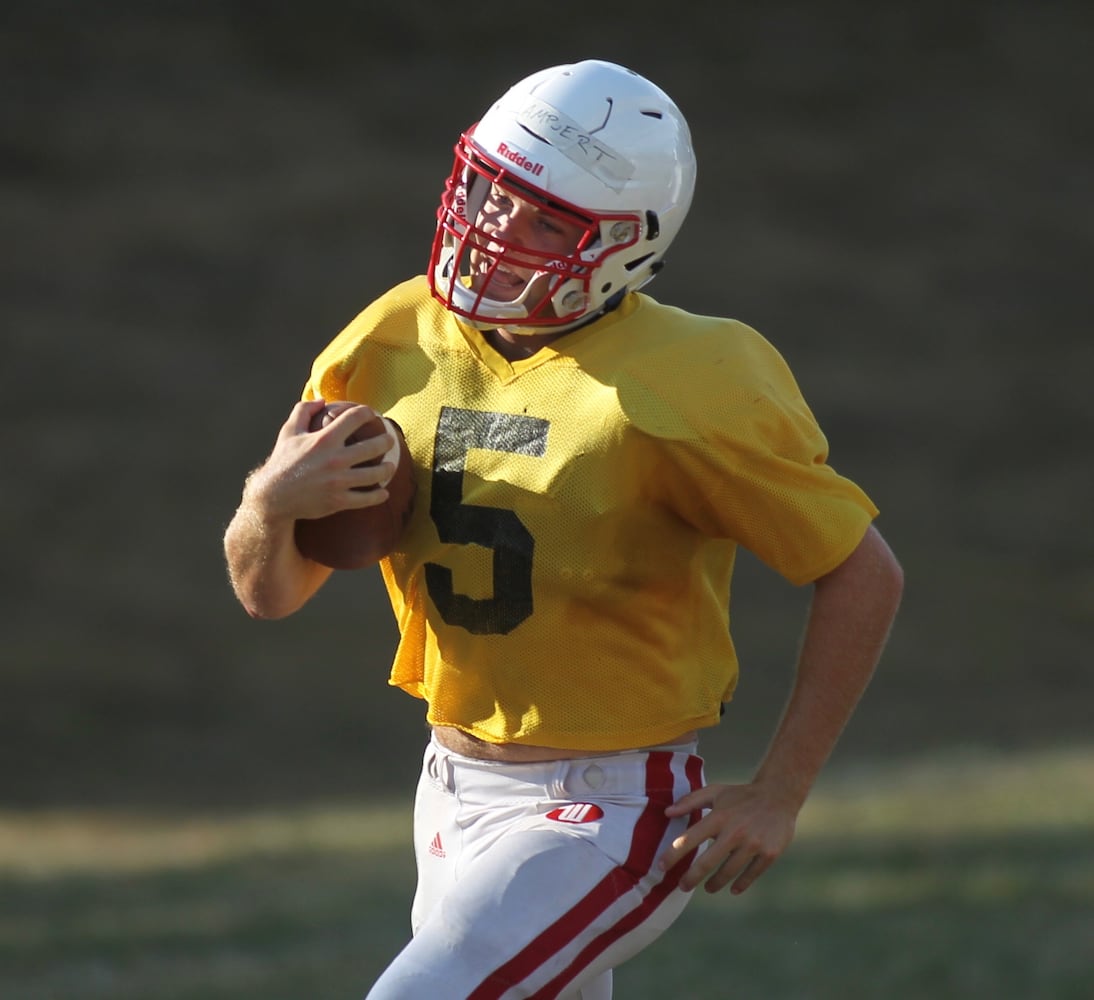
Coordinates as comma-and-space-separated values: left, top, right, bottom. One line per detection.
753, 525, 903, 808
223, 474, 331, 619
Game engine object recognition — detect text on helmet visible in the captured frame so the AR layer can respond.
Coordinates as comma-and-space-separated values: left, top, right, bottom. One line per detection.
496, 143, 545, 177
514, 98, 635, 192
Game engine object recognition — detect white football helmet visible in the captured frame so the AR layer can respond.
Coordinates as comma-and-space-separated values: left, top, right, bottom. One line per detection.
428, 59, 697, 334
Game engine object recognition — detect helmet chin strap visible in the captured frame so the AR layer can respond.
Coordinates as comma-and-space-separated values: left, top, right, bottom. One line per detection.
492, 272, 571, 336
460, 271, 568, 336
455, 272, 549, 332
498, 287, 628, 338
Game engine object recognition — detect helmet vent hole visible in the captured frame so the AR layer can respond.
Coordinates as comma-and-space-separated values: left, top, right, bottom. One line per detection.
624, 253, 654, 273
601, 283, 613, 294
641, 110, 663, 119
645, 211, 660, 240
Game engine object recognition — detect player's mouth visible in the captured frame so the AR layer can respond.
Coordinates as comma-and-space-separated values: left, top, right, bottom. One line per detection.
473, 257, 529, 301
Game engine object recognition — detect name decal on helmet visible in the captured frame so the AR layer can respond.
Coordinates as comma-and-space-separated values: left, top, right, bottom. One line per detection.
514, 98, 635, 192
496, 143, 545, 177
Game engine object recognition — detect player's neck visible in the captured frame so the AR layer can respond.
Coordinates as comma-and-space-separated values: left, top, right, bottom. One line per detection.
485, 327, 562, 361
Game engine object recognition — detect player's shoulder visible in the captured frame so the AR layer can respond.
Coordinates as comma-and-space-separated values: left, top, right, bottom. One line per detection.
593, 294, 809, 440
340, 275, 443, 341
614, 294, 798, 398
625, 294, 785, 367
310, 276, 444, 367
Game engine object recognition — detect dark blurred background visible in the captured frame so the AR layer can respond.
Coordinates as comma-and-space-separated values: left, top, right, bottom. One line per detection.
3, 0, 1091, 812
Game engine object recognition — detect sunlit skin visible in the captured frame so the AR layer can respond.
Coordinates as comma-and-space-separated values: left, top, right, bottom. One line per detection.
469, 184, 589, 359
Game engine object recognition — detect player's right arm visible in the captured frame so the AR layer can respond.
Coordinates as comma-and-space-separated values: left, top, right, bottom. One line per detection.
223, 399, 390, 619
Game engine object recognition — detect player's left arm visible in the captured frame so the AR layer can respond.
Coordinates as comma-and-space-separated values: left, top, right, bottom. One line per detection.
659, 523, 904, 894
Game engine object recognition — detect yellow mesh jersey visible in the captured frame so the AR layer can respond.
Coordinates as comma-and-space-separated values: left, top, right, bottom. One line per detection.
304, 276, 878, 751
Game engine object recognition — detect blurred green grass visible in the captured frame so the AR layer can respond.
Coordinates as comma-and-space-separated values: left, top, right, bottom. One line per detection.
3, 749, 1090, 999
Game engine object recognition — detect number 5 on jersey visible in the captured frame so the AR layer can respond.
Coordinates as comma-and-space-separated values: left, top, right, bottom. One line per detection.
425, 406, 549, 635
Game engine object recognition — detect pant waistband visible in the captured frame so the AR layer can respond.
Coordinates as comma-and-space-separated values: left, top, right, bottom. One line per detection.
424, 734, 700, 799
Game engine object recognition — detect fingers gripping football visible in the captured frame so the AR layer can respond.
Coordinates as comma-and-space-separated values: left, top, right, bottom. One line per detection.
293, 401, 417, 570
308, 402, 397, 498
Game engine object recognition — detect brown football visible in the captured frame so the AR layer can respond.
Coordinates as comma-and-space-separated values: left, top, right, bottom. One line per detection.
293, 402, 416, 570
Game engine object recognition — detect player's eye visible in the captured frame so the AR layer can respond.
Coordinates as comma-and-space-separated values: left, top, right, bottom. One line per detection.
488, 186, 513, 210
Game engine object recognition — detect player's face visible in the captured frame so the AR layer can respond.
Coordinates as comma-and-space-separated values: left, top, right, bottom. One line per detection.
469, 183, 587, 307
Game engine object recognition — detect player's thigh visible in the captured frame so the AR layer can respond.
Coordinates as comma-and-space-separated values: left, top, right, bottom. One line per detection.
368, 824, 689, 999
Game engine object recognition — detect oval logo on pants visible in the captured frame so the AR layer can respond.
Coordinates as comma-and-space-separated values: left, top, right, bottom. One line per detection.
546, 803, 605, 824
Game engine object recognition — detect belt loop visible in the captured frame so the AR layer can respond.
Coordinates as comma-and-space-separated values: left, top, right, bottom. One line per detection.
550, 760, 570, 798
426, 746, 457, 793
441, 751, 456, 793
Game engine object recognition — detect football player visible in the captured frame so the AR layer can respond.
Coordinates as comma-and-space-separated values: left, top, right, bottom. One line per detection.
224, 59, 904, 999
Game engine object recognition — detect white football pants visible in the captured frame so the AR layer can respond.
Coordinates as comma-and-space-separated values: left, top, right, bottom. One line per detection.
365, 736, 704, 999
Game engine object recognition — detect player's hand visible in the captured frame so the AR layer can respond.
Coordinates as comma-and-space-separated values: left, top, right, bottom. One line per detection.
658, 781, 799, 895
250, 400, 394, 522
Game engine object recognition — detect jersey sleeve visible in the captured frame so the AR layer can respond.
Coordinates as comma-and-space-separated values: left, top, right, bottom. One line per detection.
624, 319, 878, 585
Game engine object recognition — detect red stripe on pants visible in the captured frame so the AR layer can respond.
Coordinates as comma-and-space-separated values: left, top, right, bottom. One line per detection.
529, 753, 705, 998
466, 752, 693, 1000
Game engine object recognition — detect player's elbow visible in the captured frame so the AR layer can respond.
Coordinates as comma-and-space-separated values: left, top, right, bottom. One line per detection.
240, 597, 289, 621
226, 570, 304, 621
235, 584, 311, 621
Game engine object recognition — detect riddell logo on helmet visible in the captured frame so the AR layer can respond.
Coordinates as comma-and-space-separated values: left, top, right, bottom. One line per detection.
496, 143, 544, 177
